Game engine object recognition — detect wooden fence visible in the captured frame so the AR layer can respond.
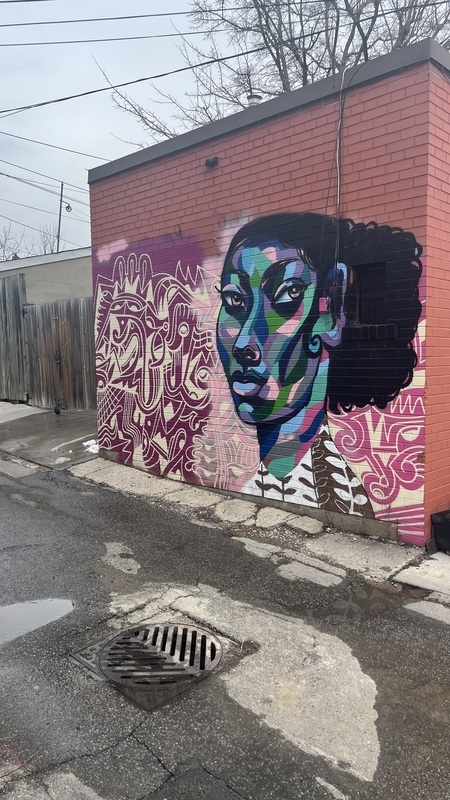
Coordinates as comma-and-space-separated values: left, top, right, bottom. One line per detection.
0, 274, 27, 402
0, 273, 96, 410
24, 297, 96, 410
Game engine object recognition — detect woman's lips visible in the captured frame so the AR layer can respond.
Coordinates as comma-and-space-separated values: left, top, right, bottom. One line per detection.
232, 380, 264, 397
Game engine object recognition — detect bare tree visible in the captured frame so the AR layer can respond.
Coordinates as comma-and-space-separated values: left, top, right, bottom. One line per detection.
0, 224, 64, 262
0, 224, 29, 261
110, 0, 450, 142
35, 224, 61, 255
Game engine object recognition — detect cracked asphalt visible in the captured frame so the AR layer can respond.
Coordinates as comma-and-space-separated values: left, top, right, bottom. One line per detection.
0, 455, 450, 800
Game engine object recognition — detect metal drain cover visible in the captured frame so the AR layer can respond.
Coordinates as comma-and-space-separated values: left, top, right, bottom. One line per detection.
98, 623, 223, 688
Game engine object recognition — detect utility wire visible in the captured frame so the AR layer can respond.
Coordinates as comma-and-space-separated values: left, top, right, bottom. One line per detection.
0, 196, 89, 222
0, 0, 448, 6
0, 171, 90, 208
0, 173, 59, 188
2, 0, 449, 5
2, 0, 449, 119
0, 213, 84, 248
0, 129, 106, 159
70, 214, 91, 223
0, 0, 91, 3
0, 30, 223, 46
0, 197, 58, 215
1, 1, 447, 28
0, 158, 88, 192
0, 46, 267, 116
0, 3, 256, 16
0, 11, 196, 24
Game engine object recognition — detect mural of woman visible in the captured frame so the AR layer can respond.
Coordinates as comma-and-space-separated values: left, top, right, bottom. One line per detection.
216, 212, 422, 517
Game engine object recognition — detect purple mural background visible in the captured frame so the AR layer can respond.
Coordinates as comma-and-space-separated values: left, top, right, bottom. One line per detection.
95, 236, 214, 481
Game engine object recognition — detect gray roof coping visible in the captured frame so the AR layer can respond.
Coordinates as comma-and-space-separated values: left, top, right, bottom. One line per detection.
0, 246, 91, 273
89, 38, 450, 185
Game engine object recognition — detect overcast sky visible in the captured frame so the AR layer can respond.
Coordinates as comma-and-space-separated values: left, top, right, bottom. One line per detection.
0, 0, 206, 255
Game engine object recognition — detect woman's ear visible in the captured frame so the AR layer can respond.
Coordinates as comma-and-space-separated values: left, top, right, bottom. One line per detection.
321, 262, 347, 349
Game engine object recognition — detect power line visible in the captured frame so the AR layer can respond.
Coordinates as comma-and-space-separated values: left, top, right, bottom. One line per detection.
0, 197, 58, 215
70, 214, 90, 224
0, 173, 58, 188
0, 213, 84, 248
2, 1, 449, 119
1, 4, 447, 119
0, 47, 265, 117
0, 158, 88, 192
0, 0, 447, 5
0, 129, 106, 160
0, 0, 89, 3
0, 171, 61, 191
0, 30, 222, 47
0, 173, 91, 215
0, 196, 89, 222
0, 171, 90, 208
0, 2, 356, 22
0, 11, 195, 24
0, 5, 254, 22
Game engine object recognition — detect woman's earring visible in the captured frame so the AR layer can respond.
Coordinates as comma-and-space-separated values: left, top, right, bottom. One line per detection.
305, 333, 322, 357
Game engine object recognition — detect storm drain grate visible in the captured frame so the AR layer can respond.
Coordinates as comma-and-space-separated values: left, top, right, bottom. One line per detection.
97, 623, 223, 688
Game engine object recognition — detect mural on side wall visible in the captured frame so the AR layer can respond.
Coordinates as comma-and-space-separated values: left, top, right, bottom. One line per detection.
216, 212, 422, 517
94, 211, 424, 541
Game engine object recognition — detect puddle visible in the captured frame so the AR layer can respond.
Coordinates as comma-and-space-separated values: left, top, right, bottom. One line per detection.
0, 598, 73, 645
304, 583, 427, 625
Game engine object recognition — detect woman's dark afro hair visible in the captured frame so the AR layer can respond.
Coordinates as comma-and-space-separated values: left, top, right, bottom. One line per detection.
224, 212, 422, 414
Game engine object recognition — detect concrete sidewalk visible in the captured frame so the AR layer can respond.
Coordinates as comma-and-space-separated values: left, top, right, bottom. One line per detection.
69, 458, 450, 605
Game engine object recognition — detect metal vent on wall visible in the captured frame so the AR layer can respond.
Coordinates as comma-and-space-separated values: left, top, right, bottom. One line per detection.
98, 623, 223, 688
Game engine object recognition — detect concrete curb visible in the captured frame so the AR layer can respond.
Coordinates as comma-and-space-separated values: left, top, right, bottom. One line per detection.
69, 458, 425, 587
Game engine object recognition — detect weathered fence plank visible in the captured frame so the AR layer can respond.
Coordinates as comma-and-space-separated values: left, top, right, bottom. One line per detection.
24, 297, 96, 410
0, 274, 27, 402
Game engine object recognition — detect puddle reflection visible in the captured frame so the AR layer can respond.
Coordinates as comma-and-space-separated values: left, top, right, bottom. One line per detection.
0, 598, 73, 645
304, 583, 420, 624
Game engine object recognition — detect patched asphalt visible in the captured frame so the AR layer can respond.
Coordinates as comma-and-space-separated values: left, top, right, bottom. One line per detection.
0, 459, 449, 799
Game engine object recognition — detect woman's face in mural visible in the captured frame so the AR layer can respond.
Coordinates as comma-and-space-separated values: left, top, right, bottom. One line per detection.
217, 239, 333, 426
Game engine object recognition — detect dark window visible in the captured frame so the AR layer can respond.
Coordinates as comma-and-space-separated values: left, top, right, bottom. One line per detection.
349, 262, 386, 325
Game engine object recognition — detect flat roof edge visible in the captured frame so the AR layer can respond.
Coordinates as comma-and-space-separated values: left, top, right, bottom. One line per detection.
89, 38, 448, 185
0, 246, 91, 273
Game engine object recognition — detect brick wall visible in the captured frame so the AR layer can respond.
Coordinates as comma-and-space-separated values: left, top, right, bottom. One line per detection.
424, 67, 450, 537
91, 68, 430, 247
90, 59, 430, 544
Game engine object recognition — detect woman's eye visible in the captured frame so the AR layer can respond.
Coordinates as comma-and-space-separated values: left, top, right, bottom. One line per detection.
274, 282, 305, 305
222, 291, 245, 309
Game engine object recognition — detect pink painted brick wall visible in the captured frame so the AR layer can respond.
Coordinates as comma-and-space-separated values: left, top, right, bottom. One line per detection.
90, 60, 431, 544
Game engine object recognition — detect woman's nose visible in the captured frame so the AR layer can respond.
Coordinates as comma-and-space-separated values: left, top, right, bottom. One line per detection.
233, 341, 261, 367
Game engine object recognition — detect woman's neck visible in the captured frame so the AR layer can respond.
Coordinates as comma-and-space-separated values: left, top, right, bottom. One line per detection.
257, 403, 327, 479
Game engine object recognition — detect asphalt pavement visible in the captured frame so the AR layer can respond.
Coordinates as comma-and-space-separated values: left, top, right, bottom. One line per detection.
0, 404, 449, 800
